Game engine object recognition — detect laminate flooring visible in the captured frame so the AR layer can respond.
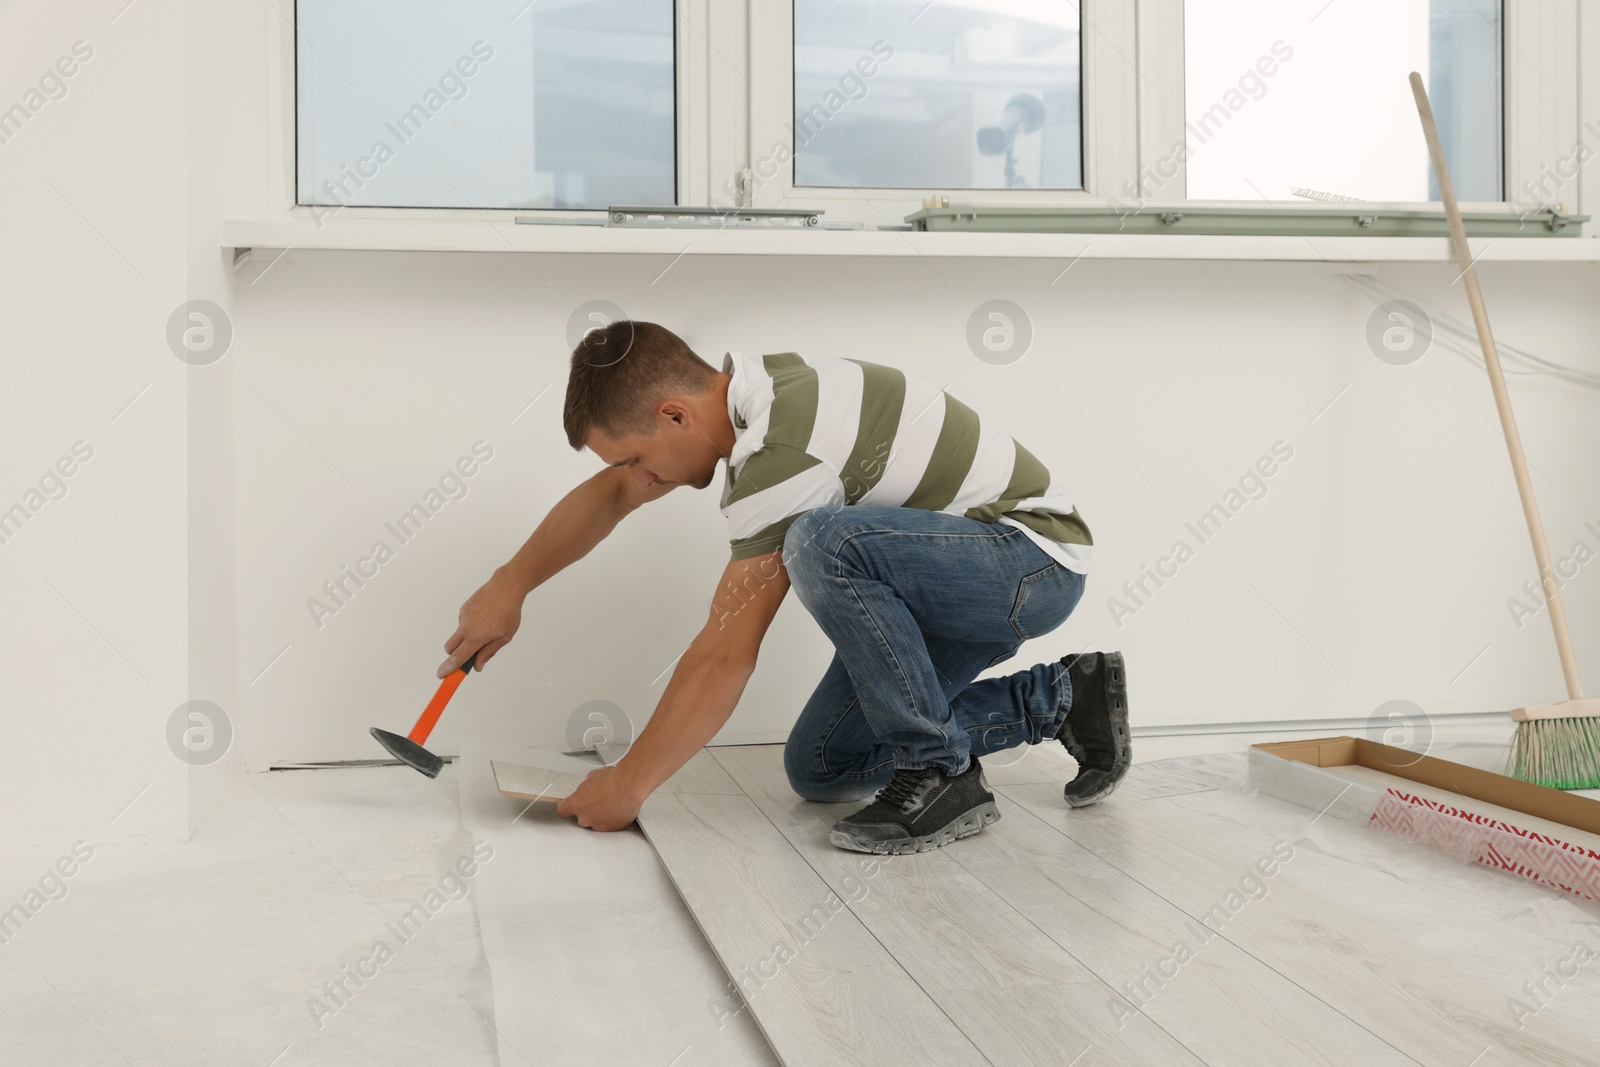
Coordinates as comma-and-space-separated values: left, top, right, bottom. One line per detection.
591, 741, 1600, 1067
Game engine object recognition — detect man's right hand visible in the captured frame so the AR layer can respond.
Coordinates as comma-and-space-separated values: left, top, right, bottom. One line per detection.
439, 570, 525, 678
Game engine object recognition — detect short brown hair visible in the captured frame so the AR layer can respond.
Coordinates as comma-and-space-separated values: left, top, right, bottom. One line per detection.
563, 320, 718, 450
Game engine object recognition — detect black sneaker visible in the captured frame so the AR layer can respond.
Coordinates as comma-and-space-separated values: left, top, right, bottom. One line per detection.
828, 755, 1000, 854
1057, 651, 1130, 807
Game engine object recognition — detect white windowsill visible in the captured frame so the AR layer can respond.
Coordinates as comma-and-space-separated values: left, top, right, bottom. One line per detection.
220, 215, 1600, 263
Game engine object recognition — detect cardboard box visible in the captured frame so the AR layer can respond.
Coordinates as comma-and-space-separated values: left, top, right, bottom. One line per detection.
1250, 736, 1600, 902
1253, 735, 1600, 834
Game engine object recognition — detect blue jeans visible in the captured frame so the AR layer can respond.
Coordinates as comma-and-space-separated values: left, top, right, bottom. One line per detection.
779, 505, 1087, 802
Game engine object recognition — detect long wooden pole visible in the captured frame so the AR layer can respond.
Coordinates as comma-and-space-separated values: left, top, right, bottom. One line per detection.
1408, 71, 1588, 713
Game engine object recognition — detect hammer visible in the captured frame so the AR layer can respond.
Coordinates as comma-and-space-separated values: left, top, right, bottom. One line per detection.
370, 650, 478, 778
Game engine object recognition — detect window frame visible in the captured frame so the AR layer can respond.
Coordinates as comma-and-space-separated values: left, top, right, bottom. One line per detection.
257, 0, 1588, 243
272, 0, 711, 220
743, 0, 1131, 222
1131, 0, 1574, 220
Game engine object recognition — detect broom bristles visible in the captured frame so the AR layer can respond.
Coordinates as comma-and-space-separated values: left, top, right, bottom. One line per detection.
1508, 716, 1600, 790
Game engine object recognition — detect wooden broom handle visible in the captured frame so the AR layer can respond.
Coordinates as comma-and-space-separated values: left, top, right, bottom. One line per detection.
1409, 71, 1585, 701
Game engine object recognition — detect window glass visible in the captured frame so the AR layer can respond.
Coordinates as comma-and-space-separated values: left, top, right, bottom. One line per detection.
793, 1, 1082, 191
1183, 0, 1501, 202
297, 1, 675, 210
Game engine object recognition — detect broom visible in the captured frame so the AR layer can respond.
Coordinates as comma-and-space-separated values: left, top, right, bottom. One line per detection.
1409, 72, 1600, 789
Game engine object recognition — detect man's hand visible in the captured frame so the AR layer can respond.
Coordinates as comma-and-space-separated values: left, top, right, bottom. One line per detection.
439, 569, 525, 678
555, 765, 644, 831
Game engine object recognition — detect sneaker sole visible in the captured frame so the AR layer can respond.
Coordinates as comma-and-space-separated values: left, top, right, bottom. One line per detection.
1064, 651, 1130, 808
1064, 769, 1122, 807
828, 800, 1001, 854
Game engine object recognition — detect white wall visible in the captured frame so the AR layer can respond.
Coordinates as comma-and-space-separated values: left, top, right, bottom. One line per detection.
1, 0, 251, 844
1, 0, 193, 843
230, 252, 1600, 765
185, 0, 246, 829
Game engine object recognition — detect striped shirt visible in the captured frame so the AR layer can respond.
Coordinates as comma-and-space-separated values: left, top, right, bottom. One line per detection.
717, 350, 1092, 572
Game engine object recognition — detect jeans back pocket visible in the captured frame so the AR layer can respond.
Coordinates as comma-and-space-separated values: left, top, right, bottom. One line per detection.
1008, 563, 1086, 641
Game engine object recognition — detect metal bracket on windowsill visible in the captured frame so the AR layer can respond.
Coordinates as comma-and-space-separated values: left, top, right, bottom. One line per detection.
907, 203, 1590, 238
514, 205, 825, 229
609, 206, 824, 229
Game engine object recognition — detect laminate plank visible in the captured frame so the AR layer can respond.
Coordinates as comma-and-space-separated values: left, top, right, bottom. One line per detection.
712, 745, 1417, 1066
928, 982, 1209, 1067
489, 760, 587, 803
636, 789, 990, 1067
1166, 785, 1600, 1048
945, 797, 1421, 1067
464, 741, 780, 1066
708, 744, 1098, 992
595, 741, 746, 794
999, 782, 1600, 1067
961, 857, 1420, 1067
977, 740, 1082, 786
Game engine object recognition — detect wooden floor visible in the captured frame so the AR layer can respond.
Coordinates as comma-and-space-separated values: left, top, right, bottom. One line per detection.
600, 741, 1600, 1067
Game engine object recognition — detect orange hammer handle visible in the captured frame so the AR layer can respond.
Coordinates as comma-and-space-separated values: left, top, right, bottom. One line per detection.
407, 651, 477, 745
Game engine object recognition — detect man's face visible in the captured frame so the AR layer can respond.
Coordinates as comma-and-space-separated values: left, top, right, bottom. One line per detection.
587, 405, 719, 490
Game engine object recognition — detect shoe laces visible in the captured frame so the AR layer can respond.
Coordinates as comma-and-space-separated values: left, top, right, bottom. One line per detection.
876, 766, 934, 809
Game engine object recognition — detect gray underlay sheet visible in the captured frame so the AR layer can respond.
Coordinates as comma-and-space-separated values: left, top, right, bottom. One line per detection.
457, 736, 778, 1066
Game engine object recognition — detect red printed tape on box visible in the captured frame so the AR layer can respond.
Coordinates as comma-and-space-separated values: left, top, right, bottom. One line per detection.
1370, 789, 1600, 903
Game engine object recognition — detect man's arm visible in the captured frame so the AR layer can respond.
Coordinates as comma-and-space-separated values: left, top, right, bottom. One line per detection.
440, 465, 677, 676
611, 548, 791, 801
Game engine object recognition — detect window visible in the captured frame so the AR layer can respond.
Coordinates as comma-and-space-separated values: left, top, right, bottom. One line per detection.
1182, 0, 1503, 203
790, 1, 1082, 192
275, 0, 1581, 239
295, 0, 676, 210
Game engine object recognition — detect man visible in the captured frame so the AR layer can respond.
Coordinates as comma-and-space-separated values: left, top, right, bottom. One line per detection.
440, 320, 1129, 854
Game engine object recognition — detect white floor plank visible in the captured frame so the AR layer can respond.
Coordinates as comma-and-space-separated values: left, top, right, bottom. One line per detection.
962, 856, 1419, 1067
489, 760, 587, 803
1168, 784, 1600, 1047
999, 781, 1600, 1067
479, 738, 1600, 1067
709, 744, 1099, 993
976, 740, 1082, 786
462, 740, 779, 1067
943, 790, 1422, 1066
595, 741, 747, 794
929, 981, 1209, 1067
637, 789, 991, 1067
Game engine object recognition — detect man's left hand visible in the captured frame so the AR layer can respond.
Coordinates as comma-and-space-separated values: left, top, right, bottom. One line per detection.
555, 765, 644, 831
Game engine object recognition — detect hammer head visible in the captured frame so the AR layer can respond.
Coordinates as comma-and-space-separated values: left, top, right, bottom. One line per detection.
370, 727, 444, 779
